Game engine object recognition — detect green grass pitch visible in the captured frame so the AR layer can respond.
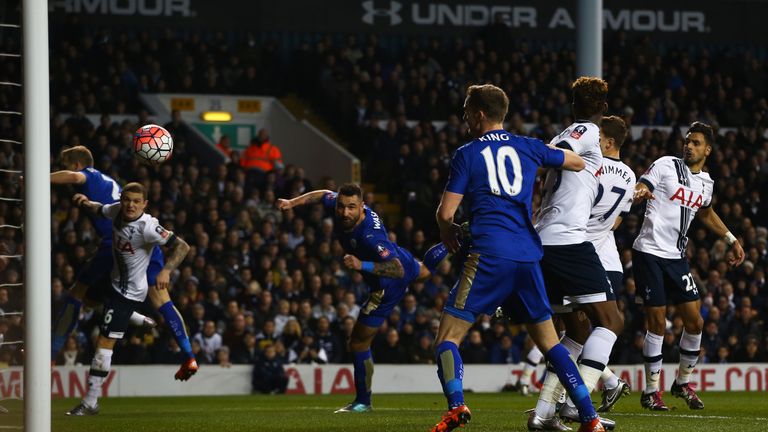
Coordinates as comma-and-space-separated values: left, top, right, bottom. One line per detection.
2, 392, 767, 431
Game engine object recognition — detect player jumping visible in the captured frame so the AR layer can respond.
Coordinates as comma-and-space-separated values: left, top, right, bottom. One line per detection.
278, 184, 439, 413
50, 146, 198, 380
66, 183, 191, 415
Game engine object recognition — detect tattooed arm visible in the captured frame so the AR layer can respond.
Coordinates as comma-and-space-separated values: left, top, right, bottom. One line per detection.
155, 236, 190, 290
343, 254, 405, 279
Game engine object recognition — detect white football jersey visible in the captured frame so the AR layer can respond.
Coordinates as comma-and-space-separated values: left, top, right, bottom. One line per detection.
535, 121, 603, 245
586, 157, 636, 272
633, 156, 714, 259
102, 203, 174, 301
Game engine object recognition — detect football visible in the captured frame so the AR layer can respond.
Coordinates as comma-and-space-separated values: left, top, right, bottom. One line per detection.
133, 124, 174, 166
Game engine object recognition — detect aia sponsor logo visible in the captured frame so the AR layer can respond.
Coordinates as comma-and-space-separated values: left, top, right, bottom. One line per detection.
669, 187, 704, 210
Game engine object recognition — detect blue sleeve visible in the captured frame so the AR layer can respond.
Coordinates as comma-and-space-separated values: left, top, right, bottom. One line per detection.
321, 191, 337, 212
445, 147, 470, 194
531, 139, 565, 168
364, 232, 396, 263
78, 169, 95, 195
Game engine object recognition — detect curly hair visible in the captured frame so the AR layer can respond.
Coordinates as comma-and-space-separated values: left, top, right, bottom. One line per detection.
572, 77, 608, 119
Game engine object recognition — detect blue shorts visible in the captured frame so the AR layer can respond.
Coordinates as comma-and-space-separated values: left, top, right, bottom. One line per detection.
444, 253, 552, 324
541, 243, 613, 311
633, 249, 698, 307
78, 243, 165, 288
358, 249, 420, 328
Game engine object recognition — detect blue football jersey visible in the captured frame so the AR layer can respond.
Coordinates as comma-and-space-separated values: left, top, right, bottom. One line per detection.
77, 167, 121, 244
322, 192, 412, 290
445, 129, 565, 261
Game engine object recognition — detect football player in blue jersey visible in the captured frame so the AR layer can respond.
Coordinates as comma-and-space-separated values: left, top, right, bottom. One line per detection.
50, 146, 198, 380
428, 84, 605, 432
278, 183, 445, 413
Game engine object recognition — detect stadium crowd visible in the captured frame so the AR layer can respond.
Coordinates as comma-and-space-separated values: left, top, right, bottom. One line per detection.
0, 22, 766, 386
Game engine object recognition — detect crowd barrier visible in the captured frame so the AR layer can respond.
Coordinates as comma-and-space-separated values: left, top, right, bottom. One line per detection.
2, 363, 767, 399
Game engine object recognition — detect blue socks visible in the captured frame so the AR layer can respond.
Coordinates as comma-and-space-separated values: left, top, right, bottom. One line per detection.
51, 295, 82, 361
159, 301, 194, 360
545, 343, 597, 422
424, 243, 451, 274
436, 341, 465, 409
352, 350, 373, 406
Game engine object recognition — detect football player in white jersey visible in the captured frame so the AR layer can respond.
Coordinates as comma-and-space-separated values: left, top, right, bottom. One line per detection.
633, 122, 744, 411
65, 183, 191, 416
530, 78, 621, 431
586, 116, 634, 413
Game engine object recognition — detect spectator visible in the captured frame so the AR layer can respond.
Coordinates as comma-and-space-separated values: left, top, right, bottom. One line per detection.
252, 345, 289, 394
409, 333, 435, 364
489, 335, 521, 364
55, 335, 87, 366
232, 333, 260, 365
240, 129, 284, 173
376, 328, 408, 364
193, 320, 223, 364
216, 135, 233, 158
461, 330, 489, 364
217, 345, 233, 368
289, 331, 327, 364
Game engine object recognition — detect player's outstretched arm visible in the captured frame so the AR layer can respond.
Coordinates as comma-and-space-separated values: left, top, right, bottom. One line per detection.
276, 189, 333, 210
343, 254, 405, 279
696, 206, 745, 267
72, 193, 103, 215
51, 170, 86, 185
556, 148, 585, 172
632, 181, 656, 203
155, 236, 191, 290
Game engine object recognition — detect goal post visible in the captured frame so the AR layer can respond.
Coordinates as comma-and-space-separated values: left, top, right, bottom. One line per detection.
23, 0, 51, 430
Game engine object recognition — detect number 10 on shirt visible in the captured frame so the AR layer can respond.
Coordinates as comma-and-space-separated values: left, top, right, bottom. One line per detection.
480, 145, 523, 197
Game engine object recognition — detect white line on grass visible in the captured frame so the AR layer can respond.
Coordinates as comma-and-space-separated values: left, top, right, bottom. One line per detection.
610, 412, 768, 421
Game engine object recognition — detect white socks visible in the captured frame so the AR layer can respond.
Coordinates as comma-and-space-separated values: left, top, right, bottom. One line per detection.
643, 331, 664, 394
129, 311, 148, 327
579, 327, 617, 392
520, 346, 544, 386
83, 348, 112, 408
677, 330, 702, 385
601, 366, 619, 390
534, 337, 583, 418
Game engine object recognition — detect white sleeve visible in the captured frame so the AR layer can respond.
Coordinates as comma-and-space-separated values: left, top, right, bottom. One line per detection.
101, 203, 121, 220
143, 216, 174, 246
621, 170, 637, 214
639, 157, 670, 192
552, 124, 597, 155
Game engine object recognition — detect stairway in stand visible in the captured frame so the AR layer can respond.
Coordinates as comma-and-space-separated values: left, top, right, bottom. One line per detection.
361, 182, 401, 228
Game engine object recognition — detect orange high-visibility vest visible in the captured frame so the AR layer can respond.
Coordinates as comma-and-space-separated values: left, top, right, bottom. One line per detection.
240, 141, 283, 171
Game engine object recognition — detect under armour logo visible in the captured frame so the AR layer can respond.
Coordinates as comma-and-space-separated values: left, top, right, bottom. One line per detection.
362, 0, 402, 25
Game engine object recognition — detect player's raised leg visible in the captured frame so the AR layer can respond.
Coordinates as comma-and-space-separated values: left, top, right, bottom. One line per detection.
146, 246, 198, 381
